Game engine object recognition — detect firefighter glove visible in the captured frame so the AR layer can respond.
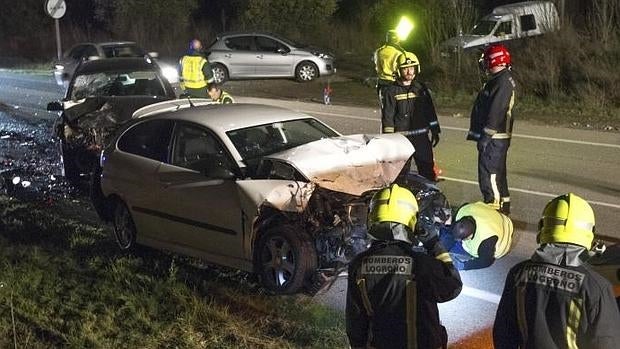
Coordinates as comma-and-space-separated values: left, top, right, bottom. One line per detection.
431, 131, 440, 147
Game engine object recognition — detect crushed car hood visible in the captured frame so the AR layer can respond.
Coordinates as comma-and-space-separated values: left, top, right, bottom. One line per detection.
265, 133, 414, 196
63, 96, 173, 124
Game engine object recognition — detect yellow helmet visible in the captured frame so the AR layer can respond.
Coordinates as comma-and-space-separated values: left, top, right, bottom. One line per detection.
537, 193, 595, 249
397, 51, 421, 73
368, 184, 419, 233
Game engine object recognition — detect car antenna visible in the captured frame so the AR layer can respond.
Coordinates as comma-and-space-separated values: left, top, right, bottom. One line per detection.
186, 95, 195, 107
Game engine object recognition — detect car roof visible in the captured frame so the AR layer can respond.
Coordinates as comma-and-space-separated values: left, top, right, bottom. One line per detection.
74, 57, 158, 75
148, 103, 320, 132
72, 41, 138, 47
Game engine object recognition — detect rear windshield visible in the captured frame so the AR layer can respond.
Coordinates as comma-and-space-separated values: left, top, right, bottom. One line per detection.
102, 45, 145, 58
70, 70, 166, 99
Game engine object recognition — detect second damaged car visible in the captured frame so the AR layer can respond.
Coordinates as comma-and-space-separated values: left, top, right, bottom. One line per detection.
47, 57, 177, 182
95, 102, 451, 294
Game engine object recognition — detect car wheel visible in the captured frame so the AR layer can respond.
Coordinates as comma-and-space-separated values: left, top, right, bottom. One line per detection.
90, 164, 111, 221
113, 200, 137, 250
295, 61, 318, 82
211, 63, 229, 84
255, 225, 317, 294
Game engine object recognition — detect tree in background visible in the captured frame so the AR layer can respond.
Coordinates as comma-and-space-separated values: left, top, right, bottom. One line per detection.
238, 0, 336, 45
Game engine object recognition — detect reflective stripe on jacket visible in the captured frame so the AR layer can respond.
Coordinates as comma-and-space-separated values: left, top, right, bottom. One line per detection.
346, 228, 462, 349
382, 81, 440, 136
493, 244, 620, 349
468, 69, 516, 141
456, 201, 513, 258
218, 91, 234, 104
181, 55, 208, 89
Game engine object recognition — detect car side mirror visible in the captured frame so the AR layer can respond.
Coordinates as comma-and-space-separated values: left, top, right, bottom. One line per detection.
47, 101, 63, 111
205, 166, 237, 180
277, 47, 289, 54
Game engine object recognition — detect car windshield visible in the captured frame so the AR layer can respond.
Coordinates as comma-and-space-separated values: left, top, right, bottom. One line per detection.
70, 70, 166, 99
102, 45, 145, 58
227, 118, 338, 160
472, 20, 498, 35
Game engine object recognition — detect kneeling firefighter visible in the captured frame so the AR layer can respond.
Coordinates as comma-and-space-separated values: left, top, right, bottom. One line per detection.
346, 184, 462, 349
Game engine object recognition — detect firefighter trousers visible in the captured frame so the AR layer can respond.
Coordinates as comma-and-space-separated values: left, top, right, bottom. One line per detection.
406, 134, 436, 181
478, 138, 510, 208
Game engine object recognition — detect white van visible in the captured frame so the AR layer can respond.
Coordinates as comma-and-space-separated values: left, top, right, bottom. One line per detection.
442, 1, 559, 51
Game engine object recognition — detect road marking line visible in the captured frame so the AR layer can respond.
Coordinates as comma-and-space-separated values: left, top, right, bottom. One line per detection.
442, 176, 620, 209
301, 109, 620, 149
461, 286, 501, 304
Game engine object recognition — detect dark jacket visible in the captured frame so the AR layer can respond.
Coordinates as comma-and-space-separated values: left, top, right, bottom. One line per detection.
493, 243, 620, 349
382, 80, 440, 136
346, 228, 462, 349
468, 69, 515, 142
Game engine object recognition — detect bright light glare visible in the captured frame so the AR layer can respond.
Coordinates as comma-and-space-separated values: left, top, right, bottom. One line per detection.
395, 16, 414, 41
161, 66, 180, 83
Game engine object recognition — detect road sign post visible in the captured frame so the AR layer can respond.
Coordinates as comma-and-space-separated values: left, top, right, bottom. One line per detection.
44, 0, 67, 60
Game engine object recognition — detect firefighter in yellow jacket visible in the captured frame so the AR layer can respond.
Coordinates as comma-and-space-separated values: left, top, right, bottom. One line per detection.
179, 39, 214, 98
439, 201, 514, 270
373, 30, 404, 109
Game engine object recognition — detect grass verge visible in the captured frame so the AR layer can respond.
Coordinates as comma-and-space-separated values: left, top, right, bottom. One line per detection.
0, 195, 347, 348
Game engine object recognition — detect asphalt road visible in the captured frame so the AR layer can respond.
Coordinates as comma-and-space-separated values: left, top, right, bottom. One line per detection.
0, 71, 618, 348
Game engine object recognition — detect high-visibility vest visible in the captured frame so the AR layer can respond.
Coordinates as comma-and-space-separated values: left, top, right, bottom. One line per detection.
457, 201, 513, 258
218, 91, 234, 104
181, 55, 208, 89
374, 44, 403, 82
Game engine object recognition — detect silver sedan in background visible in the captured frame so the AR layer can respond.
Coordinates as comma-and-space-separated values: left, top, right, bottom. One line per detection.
205, 32, 335, 83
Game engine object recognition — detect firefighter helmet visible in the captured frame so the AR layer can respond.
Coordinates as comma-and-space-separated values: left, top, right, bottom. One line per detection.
368, 183, 419, 239
396, 51, 421, 78
537, 193, 595, 249
481, 44, 511, 71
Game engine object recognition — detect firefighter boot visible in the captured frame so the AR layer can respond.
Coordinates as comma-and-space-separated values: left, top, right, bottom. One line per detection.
499, 199, 511, 216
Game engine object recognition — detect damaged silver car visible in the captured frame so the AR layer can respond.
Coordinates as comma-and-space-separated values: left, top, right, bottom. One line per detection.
47, 57, 177, 182
94, 102, 451, 294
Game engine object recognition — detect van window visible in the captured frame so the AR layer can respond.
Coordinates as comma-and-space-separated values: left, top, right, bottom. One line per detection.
494, 21, 512, 36
520, 14, 537, 31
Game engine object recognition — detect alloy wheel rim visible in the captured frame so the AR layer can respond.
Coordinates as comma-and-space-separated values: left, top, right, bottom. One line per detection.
262, 236, 295, 287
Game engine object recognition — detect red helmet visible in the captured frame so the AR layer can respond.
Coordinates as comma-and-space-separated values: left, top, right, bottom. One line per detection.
482, 44, 511, 70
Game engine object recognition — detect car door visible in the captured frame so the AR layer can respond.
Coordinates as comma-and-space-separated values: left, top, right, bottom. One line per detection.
254, 35, 294, 77
154, 121, 246, 262
220, 35, 257, 77
110, 119, 175, 243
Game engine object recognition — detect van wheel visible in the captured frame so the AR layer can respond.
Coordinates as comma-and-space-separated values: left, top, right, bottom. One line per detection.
211, 63, 229, 83
295, 61, 318, 82
113, 200, 137, 250
255, 225, 317, 294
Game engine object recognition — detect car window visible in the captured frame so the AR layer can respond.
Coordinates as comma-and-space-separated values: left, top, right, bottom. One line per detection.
227, 118, 339, 160
472, 20, 497, 35
520, 14, 537, 31
102, 45, 145, 58
171, 122, 236, 176
225, 36, 253, 51
70, 70, 166, 99
255, 36, 287, 53
117, 119, 173, 162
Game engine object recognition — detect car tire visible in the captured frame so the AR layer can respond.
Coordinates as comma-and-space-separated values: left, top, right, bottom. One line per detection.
255, 225, 317, 294
295, 61, 318, 82
211, 63, 229, 84
90, 164, 110, 221
113, 200, 137, 251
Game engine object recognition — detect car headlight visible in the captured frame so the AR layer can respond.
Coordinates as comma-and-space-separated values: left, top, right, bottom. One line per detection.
311, 51, 332, 59
161, 66, 180, 83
